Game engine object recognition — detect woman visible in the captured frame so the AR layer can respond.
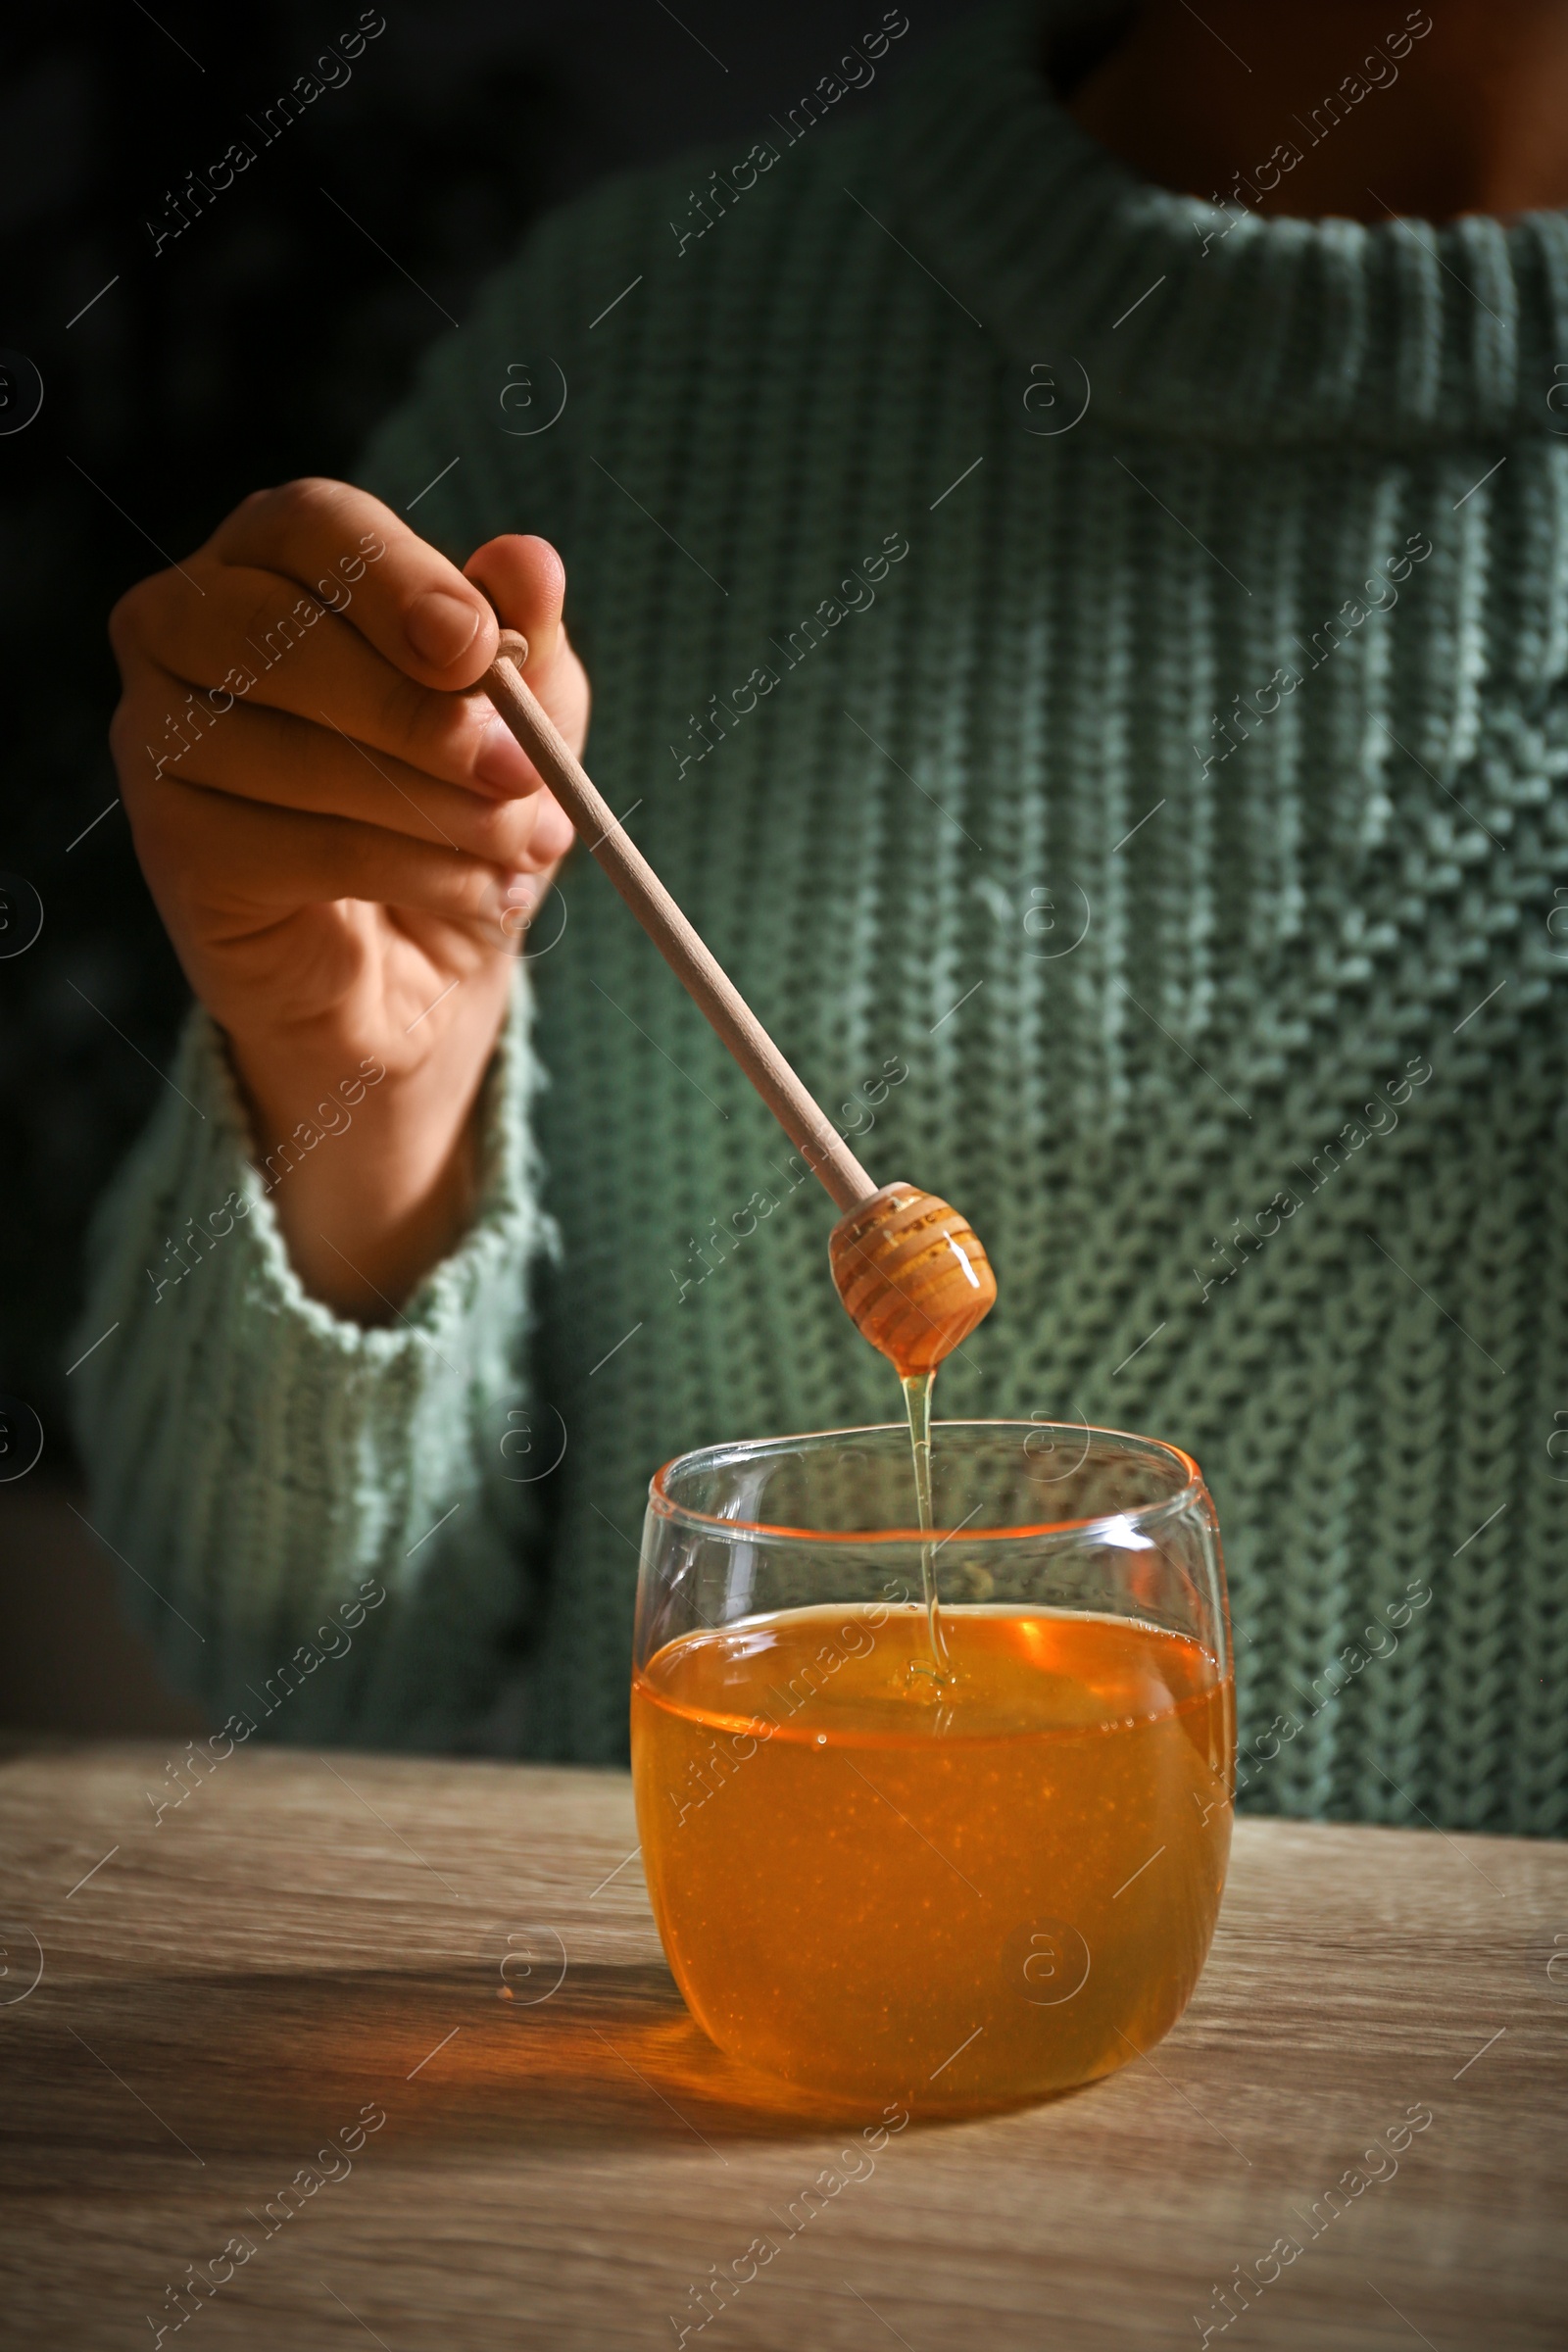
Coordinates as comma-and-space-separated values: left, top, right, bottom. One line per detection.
78, 0, 1568, 1831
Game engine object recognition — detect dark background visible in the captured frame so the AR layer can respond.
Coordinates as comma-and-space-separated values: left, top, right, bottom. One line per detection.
0, 0, 970, 1730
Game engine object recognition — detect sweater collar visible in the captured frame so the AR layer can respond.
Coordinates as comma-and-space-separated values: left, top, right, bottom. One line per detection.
880, 0, 1568, 446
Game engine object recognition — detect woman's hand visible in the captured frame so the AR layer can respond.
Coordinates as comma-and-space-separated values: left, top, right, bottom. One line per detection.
108, 479, 587, 1316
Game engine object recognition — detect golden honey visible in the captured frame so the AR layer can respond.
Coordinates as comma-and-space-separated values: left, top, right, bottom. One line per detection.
632, 1602, 1233, 2108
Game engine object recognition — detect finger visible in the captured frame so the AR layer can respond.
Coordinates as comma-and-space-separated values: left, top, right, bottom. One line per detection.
208, 478, 500, 689
131, 773, 535, 945
113, 667, 575, 867
121, 560, 546, 802
465, 534, 566, 674
466, 532, 592, 790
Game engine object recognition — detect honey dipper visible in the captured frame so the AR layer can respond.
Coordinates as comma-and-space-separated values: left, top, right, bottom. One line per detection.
481, 630, 997, 1374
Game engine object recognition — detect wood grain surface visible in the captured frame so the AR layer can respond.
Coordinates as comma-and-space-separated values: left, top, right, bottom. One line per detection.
1, 1742, 1563, 2350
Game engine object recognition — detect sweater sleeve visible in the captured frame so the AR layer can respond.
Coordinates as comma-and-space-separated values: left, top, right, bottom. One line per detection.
69, 974, 558, 1751
67, 197, 608, 1747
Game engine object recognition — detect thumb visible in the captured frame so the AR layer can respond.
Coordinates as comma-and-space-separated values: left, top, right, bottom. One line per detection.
465, 533, 566, 675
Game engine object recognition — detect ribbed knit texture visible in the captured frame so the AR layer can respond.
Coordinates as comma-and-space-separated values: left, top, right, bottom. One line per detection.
74, 2, 1568, 1830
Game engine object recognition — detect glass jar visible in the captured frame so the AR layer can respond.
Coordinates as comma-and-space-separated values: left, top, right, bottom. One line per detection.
630, 1419, 1234, 2114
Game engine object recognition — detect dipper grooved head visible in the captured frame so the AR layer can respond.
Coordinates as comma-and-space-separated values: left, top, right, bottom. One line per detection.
829, 1182, 997, 1376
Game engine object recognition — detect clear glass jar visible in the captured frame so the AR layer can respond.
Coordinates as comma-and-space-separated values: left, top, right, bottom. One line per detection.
631, 1419, 1234, 2114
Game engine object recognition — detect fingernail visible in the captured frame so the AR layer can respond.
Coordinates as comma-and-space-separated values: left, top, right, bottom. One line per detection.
405, 590, 482, 667
473, 716, 537, 796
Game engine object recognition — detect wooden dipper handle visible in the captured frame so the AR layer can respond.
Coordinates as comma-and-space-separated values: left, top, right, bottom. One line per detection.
482, 630, 877, 1214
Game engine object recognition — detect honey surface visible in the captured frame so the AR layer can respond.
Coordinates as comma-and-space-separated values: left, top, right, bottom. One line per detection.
632, 1603, 1234, 2107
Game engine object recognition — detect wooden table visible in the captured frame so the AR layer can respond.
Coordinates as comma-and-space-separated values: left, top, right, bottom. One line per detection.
2, 1743, 1563, 2350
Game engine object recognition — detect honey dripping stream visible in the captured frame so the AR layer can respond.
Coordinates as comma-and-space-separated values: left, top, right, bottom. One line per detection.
900, 1370, 953, 1686
829, 1181, 998, 1690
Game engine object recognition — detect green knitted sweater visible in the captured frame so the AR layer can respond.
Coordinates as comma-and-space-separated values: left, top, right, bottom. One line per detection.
75, 1, 1568, 1834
